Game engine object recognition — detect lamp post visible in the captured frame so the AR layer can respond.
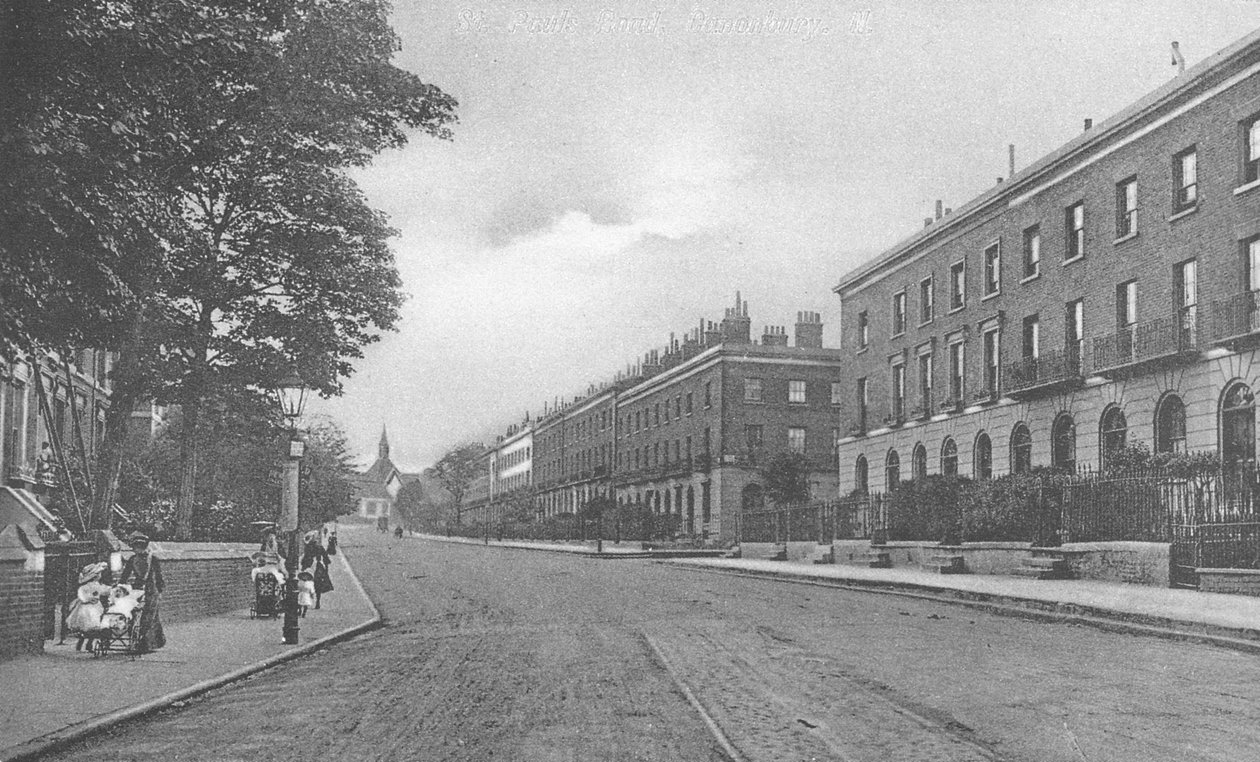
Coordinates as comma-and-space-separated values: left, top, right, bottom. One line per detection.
270, 372, 309, 646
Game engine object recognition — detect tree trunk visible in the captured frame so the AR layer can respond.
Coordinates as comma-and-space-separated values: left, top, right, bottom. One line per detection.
175, 395, 200, 540
91, 324, 150, 530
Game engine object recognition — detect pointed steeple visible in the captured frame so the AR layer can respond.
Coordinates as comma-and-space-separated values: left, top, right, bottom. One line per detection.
378, 426, 390, 461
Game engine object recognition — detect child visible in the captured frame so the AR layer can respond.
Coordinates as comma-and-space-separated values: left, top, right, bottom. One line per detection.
296, 570, 316, 617
66, 562, 111, 652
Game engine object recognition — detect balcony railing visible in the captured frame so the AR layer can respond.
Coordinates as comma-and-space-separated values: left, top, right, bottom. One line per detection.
1006, 346, 1084, 398
1092, 309, 1197, 377
1207, 290, 1260, 346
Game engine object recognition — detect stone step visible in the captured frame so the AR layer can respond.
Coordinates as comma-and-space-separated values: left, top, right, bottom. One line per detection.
860, 550, 892, 569
1023, 556, 1066, 569
1011, 565, 1072, 580
921, 554, 966, 574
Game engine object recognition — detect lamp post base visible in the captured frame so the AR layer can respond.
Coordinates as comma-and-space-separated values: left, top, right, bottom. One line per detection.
281, 530, 301, 644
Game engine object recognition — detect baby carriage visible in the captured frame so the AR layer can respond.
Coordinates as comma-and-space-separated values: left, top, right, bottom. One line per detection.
89, 584, 147, 657
250, 561, 285, 619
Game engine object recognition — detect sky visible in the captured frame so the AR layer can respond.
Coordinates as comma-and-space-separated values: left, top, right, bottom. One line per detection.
307, 0, 1260, 473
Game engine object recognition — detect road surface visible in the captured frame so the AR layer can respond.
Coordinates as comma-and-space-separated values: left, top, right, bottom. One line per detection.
43, 530, 1260, 760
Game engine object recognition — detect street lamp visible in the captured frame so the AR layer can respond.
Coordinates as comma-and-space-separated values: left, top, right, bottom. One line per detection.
270, 372, 309, 645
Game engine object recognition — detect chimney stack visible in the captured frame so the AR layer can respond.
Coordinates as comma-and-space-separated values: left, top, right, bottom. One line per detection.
794, 310, 824, 348
704, 319, 723, 346
719, 291, 752, 344
935, 199, 943, 220
924, 217, 933, 228
762, 325, 789, 346
1084, 118, 1093, 131
1008, 143, 1016, 179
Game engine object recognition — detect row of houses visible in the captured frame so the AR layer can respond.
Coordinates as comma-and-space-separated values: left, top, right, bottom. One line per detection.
411, 28, 1260, 547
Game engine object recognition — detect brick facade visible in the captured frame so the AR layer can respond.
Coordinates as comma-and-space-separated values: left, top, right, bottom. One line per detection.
0, 561, 44, 659
835, 30, 1260, 492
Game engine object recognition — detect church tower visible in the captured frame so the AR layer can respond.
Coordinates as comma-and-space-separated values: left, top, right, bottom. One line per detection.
378, 426, 390, 462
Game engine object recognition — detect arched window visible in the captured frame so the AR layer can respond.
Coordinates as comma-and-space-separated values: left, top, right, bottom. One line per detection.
941, 437, 958, 476
854, 455, 869, 494
974, 431, 993, 480
1052, 413, 1076, 472
1155, 394, 1187, 454
911, 443, 928, 480
885, 449, 901, 490
1100, 406, 1128, 471
1011, 423, 1032, 474
1221, 381, 1255, 489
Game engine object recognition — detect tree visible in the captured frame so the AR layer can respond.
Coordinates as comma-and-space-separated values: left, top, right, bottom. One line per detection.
106, 0, 455, 539
428, 444, 486, 524
760, 451, 812, 508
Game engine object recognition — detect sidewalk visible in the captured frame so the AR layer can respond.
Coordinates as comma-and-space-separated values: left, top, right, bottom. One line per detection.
418, 533, 1260, 652
0, 548, 380, 762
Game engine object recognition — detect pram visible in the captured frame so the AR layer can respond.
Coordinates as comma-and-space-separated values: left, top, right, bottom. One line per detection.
89, 585, 146, 657
250, 565, 285, 619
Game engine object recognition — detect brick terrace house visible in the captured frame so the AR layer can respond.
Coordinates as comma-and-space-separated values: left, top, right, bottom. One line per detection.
834, 29, 1260, 494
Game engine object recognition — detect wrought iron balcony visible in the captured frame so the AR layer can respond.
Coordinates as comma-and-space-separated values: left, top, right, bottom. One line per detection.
1091, 309, 1197, 378
1207, 290, 1260, 348
909, 402, 932, 421
847, 420, 867, 437
972, 388, 999, 405
938, 395, 964, 414
1006, 346, 1084, 398
883, 412, 905, 428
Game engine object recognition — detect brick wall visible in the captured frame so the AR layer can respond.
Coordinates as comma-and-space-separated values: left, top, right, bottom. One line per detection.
1198, 568, 1260, 596
0, 560, 45, 659
158, 556, 255, 624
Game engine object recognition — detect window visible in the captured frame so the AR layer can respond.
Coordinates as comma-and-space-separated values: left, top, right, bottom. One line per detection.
1246, 115, 1260, 184
891, 361, 906, 422
831, 382, 843, 405
912, 443, 927, 480
854, 455, 869, 494
983, 241, 1001, 296
1022, 315, 1040, 360
1065, 299, 1084, 362
947, 338, 965, 404
950, 260, 966, 310
744, 424, 763, 453
1117, 281, 1137, 331
675, 396, 682, 419
857, 311, 870, 349
1011, 423, 1032, 474
1065, 201, 1085, 261
1116, 176, 1138, 237
788, 427, 806, 454
1175, 259, 1197, 345
1052, 413, 1076, 472
1155, 393, 1187, 454
941, 437, 958, 476
832, 427, 840, 464
1174, 146, 1197, 211
1244, 236, 1260, 293
856, 377, 868, 431
654, 404, 661, 426
917, 351, 932, 415
788, 380, 806, 404
744, 377, 763, 402
1222, 382, 1256, 490
982, 325, 1000, 396
974, 432, 992, 480
1100, 406, 1128, 471
920, 276, 934, 323
705, 381, 712, 407
686, 392, 693, 414
892, 291, 907, 336
885, 449, 901, 490
1022, 224, 1041, 279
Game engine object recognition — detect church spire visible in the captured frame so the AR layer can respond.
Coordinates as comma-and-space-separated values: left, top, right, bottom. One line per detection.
378, 426, 390, 461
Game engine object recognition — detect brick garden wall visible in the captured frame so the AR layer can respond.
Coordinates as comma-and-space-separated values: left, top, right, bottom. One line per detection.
0, 560, 45, 659
130, 542, 256, 625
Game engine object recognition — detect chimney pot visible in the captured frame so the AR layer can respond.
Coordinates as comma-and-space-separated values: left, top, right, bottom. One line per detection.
1008, 143, 1016, 178
1084, 118, 1093, 131
935, 199, 943, 220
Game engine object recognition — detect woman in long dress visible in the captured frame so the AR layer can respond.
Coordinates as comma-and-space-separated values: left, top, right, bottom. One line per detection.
118, 532, 165, 652
300, 531, 333, 609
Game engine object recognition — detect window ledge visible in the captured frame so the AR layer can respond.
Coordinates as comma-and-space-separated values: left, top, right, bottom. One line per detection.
1235, 178, 1260, 197
1113, 230, 1139, 246
891, 331, 906, 340
948, 305, 966, 315
1168, 205, 1198, 223
981, 291, 1001, 302
1020, 273, 1040, 285
1062, 255, 1084, 267
856, 347, 869, 355
918, 318, 934, 328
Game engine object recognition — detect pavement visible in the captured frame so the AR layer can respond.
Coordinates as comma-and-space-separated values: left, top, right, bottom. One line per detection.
419, 533, 1260, 653
0, 542, 381, 762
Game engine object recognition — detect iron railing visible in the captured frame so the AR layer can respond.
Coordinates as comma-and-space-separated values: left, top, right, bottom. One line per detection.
1006, 346, 1083, 396
1092, 309, 1197, 375
1206, 289, 1260, 345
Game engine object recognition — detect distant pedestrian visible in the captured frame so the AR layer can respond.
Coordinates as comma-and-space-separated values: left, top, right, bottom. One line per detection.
393, 525, 403, 539
118, 532, 165, 652
301, 531, 333, 609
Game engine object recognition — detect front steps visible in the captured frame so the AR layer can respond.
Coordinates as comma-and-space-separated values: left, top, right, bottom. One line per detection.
921, 553, 966, 574
1012, 549, 1073, 580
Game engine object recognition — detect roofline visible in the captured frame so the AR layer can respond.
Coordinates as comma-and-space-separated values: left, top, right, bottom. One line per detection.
832, 27, 1260, 298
